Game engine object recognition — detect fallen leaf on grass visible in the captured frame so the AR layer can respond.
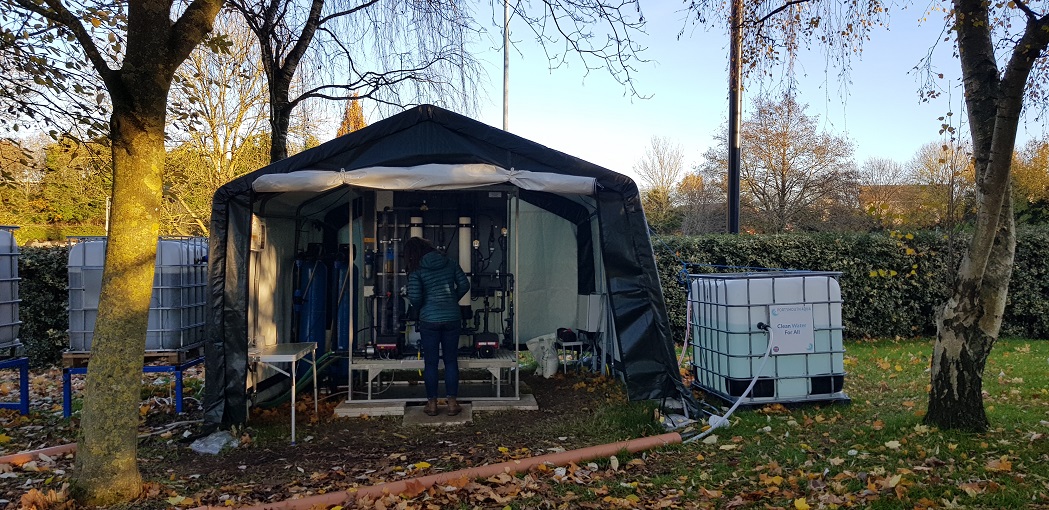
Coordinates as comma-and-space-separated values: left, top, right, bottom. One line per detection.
884, 440, 901, 450
985, 457, 1012, 472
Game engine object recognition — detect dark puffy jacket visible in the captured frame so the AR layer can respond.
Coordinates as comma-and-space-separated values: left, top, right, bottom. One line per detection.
407, 251, 469, 323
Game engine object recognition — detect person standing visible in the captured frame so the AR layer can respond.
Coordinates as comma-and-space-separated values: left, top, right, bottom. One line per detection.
404, 237, 470, 416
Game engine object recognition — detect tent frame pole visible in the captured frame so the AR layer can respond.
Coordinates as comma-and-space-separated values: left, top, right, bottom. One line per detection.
513, 189, 520, 399
346, 194, 355, 401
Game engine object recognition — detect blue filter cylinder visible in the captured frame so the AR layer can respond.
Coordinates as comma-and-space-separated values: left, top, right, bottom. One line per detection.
332, 253, 357, 352
296, 257, 329, 355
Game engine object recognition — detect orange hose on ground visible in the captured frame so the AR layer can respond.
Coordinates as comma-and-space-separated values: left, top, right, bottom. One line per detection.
190, 431, 682, 510
0, 443, 78, 466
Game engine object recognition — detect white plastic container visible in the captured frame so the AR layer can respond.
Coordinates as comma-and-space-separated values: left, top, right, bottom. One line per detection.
689, 271, 847, 405
68, 236, 208, 352
0, 226, 20, 351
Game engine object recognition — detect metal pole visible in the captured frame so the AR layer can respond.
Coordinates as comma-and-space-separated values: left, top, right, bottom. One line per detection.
503, 0, 510, 131
727, 0, 743, 234
512, 190, 519, 398
347, 199, 354, 400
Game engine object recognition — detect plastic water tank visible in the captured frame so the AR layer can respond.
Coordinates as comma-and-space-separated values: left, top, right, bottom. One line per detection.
0, 226, 20, 351
67, 236, 208, 352
688, 271, 847, 406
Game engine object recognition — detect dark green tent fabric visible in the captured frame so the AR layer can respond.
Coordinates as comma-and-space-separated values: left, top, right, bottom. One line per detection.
204, 104, 691, 428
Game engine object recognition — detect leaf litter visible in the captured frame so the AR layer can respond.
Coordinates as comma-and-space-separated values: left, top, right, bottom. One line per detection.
1, 339, 1049, 508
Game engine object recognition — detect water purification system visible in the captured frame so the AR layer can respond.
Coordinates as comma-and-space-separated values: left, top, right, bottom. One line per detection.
67, 236, 208, 352
469, 225, 511, 357
0, 226, 20, 352
687, 271, 848, 406
348, 191, 514, 361
373, 208, 403, 357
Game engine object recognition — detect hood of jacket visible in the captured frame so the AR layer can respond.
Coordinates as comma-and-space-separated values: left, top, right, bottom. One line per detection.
418, 251, 449, 270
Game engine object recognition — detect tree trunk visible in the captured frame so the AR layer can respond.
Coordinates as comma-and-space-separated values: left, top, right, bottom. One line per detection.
924, 0, 1045, 431
269, 99, 292, 162
927, 194, 1015, 432
71, 106, 165, 505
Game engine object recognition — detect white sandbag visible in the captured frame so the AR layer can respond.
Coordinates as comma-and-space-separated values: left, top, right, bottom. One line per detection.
525, 335, 546, 377
543, 342, 559, 378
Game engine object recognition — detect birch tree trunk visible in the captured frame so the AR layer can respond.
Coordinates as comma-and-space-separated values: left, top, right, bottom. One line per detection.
925, 0, 1049, 432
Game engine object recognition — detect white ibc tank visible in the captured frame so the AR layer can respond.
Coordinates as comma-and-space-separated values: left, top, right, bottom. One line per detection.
68, 236, 208, 352
689, 271, 847, 405
0, 226, 20, 351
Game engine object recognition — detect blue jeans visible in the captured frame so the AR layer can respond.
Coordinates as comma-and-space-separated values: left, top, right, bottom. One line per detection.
419, 320, 461, 399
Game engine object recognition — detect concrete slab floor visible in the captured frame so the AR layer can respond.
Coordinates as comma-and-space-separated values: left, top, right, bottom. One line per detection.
332, 400, 406, 418
471, 393, 539, 412
402, 402, 473, 427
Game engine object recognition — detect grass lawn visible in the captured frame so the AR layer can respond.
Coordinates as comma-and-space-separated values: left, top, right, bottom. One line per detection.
556, 337, 1049, 509
335, 337, 1049, 509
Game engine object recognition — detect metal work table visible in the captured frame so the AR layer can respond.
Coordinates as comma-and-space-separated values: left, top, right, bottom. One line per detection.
348, 349, 519, 401
249, 342, 317, 444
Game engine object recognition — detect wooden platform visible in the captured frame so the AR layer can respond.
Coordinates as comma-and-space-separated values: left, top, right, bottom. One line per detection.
62, 344, 204, 368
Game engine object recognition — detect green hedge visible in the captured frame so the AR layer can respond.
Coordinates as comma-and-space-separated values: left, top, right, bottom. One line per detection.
13, 224, 105, 244
17, 245, 70, 367
653, 227, 1049, 340
11, 228, 1049, 367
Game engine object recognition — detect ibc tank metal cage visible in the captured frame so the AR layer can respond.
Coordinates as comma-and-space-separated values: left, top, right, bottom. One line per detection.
687, 270, 849, 407
67, 236, 208, 353
0, 226, 20, 352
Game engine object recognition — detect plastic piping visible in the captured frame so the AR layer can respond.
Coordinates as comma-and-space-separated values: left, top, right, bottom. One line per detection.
684, 324, 775, 443
188, 432, 682, 510
0, 443, 78, 465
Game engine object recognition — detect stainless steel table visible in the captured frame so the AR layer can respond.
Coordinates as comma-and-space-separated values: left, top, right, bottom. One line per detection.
249, 342, 317, 443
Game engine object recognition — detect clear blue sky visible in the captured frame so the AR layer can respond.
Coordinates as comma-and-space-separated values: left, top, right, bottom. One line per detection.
463, 2, 1043, 184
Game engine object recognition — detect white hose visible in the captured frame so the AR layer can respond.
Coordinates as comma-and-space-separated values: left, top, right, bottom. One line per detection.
684, 324, 775, 443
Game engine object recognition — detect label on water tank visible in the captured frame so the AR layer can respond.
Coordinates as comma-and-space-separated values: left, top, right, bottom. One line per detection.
768, 304, 815, 355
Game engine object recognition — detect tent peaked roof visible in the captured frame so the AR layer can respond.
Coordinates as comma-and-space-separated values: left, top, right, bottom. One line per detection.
222, 104, 639, 198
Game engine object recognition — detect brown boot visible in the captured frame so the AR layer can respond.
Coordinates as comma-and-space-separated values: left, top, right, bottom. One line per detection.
424, 399, 438, 416
446, 397, 462, 416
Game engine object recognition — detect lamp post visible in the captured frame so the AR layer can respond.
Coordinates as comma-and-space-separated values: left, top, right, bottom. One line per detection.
727, 0, 743, 234
503, 0, 510, 131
